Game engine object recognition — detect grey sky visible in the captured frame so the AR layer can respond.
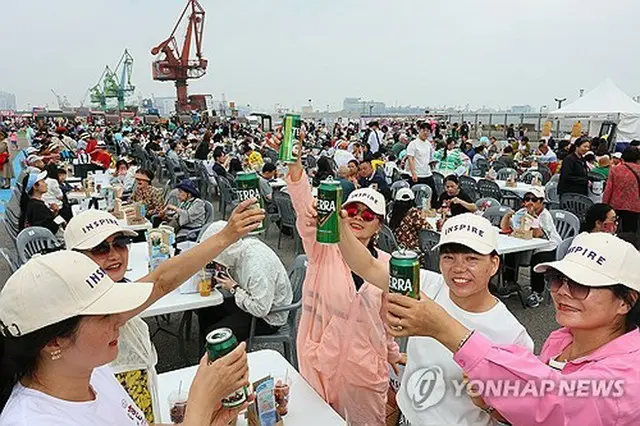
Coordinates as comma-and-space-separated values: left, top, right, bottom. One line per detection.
2, 0, 639, 111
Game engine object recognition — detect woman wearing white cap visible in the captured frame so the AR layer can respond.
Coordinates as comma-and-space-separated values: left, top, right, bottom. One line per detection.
285, 137, 402, 425
500, 186, 562, 308
18, 170, 62, 235
386, 232, 640, 425
0, 251, 252, 425
339, 213, 533, 426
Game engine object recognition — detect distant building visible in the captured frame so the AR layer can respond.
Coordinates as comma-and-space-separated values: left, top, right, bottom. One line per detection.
0, 90, 17, 111
152, 96, 177, 116
342, 97, 386, 115
509, 105, 533, 114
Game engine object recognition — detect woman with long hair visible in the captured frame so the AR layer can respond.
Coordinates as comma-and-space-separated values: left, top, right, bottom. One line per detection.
312, 156, 335, 187
286, 137, 401, 425
389, 188, 433, 255
18, 171, 60, 235
433, 137, 465, 175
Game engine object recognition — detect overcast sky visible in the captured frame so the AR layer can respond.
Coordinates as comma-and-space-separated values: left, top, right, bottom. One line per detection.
2, 0, 639, 111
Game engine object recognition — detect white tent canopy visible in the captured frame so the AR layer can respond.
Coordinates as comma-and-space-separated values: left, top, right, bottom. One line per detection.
549, 78, 640, 142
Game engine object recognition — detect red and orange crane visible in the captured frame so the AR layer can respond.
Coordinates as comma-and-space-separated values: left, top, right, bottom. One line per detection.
151, 0, 209, 114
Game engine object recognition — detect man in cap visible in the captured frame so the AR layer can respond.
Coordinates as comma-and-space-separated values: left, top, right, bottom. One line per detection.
160, 179, 206, 236
90, 140, 113, 170
338, 213, 533, 426
500, 186, 562, 307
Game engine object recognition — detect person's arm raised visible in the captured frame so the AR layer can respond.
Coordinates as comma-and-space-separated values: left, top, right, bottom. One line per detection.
336, 210, 390, 291
121, 199, 265, 321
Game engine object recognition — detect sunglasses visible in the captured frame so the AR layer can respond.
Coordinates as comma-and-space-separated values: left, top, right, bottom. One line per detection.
545, 272, 590, 300
345, 204, 379, 222
523, 196, 540, 203
88, 235, 132, 256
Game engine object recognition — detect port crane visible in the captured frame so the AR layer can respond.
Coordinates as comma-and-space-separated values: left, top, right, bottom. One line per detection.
89, 49, 136, 111
151, 0, 209, 114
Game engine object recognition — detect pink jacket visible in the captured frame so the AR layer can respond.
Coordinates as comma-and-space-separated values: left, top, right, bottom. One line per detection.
286, 172, 400, 426
454, 328, 640, 425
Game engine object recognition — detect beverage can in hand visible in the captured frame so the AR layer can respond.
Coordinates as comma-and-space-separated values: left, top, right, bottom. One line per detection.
389, 249, 420, 299
316, 178, 342, 244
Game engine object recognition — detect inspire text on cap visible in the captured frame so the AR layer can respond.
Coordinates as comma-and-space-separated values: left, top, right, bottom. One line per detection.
81, 217, 120, 234
349, 190, 382, 207
566, 244, 606, 266
443, 223, 485, 238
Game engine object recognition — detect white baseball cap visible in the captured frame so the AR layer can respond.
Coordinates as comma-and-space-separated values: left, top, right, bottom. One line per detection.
612, 152, 622, 159
524, 186, 546, 201
433, 213, 498, 255
25, 171, 48, 192
0, 251, 152, 337
27, 154, 43, 164
534, 233, 640, 291
344, 187, 386, 218
395, 188, 415, 202
65, 210, 137, 250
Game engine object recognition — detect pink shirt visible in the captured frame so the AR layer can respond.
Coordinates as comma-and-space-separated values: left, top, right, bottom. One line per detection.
286, 172, 400, 426
454, 328, 640, 425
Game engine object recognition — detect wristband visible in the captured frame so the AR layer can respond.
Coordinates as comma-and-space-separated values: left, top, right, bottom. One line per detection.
456, 329, 475, 352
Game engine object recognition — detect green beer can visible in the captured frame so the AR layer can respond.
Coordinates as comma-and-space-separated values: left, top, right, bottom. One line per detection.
389, 249, 420, 299
316, 178, 342, 244
279, 113, 301, 163
205, 328, 249, 408
235, 171, 265, 235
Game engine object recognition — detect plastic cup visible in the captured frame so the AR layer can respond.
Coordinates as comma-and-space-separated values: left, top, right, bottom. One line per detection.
168, 390, 188, 424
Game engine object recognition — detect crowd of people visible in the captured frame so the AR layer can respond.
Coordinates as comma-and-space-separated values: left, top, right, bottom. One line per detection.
0, 112, 639, 425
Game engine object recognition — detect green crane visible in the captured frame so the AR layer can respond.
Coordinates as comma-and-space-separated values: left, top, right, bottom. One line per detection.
89, 49, 135, 111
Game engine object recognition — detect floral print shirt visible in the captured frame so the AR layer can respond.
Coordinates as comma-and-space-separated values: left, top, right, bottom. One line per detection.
132, 186, 164, 217
393, 207, 433, 252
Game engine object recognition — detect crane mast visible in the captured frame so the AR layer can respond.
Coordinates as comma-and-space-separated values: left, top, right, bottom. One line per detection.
151, 0, 209, 115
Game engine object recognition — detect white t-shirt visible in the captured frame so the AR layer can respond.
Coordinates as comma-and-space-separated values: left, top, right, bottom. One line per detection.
406, 138, 433, 178
512, 208, 562, 254
397, 270, 534, 426
0, 365, 148, 426
333, 149, 356, 168
367, 129, 384, 154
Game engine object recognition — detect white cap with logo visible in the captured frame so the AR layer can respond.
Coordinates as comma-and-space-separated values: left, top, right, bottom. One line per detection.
64, 210, 137, 250
524, 186, 546, 201
534, 232, 640, 291
344, 187, 387, 218
433, 213, 498, 255
0, 251, 152, 337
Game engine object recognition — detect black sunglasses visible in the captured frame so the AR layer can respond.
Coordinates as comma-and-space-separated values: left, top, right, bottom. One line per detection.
523, 196, 540, 203
88, 235, 132, 256
545, 271, 591, 300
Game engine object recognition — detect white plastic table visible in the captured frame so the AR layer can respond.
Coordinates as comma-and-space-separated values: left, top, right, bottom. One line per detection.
157, 349, 345, 425
126, 242, 223, 318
